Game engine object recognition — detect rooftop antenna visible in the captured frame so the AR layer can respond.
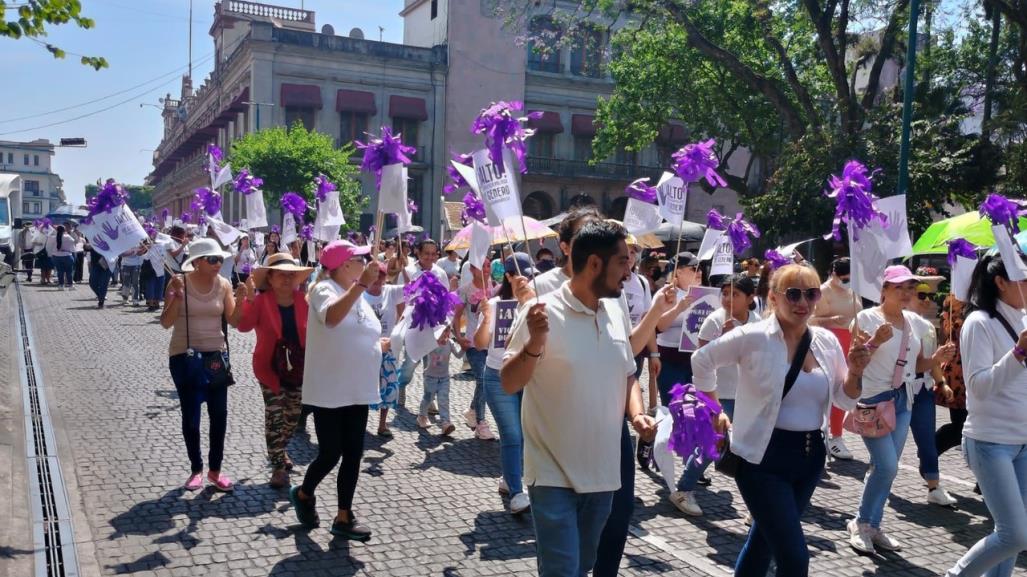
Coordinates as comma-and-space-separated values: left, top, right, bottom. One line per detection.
188, 0, 193, 80
379, 26, 384, 42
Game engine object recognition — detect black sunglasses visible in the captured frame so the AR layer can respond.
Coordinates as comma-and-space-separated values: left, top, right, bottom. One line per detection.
778, 287, 822, 304
916, 292, 934, 301
204, 256, 224, 265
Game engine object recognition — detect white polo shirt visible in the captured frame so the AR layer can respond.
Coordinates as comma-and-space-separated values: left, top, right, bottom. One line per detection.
504, 283, 635, 493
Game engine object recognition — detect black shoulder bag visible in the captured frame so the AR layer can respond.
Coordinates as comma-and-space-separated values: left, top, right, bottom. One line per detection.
715, 329, 812, 478
184, 275, 235, 387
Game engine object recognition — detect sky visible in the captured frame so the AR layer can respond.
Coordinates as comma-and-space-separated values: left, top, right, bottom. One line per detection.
0, 0, 406, 205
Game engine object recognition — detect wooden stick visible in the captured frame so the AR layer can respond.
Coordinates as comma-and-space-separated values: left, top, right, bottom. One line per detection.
515, 214, 541, 297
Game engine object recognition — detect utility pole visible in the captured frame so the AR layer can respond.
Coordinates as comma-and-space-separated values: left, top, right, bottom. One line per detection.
896, 0, 921, 197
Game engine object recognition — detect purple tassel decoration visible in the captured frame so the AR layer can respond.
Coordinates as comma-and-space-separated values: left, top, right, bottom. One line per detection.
314, 173, 336, 203
299, 223, 314, 242
355, 126, 416, 190
823, 160, 886, 241
667, 383, 724, 464
707, 209, 727, 231
979, 193, 1026, 233
83, 178, 129, 224
408, 199, 419, 215
270, 225, 280, 235
160, 207, 170, 221
208, 145, 223, 164
672, 139, 728, 187
764, 249, 792, 270
403, 272, 461, 330
727, 213, 760, 254
280, 192, 309, 221
462, 192, 487, 224
233, 169, 263, 196
444, 153, 474, 194
180, 211, 192, 224
946, 238, 978, 266
192, 187, 222, 217
470, 101, 541, 174
625, 178, 658, 204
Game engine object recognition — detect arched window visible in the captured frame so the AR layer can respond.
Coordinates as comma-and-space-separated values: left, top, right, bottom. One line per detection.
527, 18, 561, 73
524, 191, 555, 220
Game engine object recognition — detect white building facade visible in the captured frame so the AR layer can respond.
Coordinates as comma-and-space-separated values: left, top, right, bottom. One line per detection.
0, 139, 66, 223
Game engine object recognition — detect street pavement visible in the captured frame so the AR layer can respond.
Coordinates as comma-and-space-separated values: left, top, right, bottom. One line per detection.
4, 280, 1025, 576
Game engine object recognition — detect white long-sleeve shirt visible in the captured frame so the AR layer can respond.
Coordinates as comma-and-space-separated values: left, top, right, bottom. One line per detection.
960, 300, 1027, 445
691, 315, 857, 464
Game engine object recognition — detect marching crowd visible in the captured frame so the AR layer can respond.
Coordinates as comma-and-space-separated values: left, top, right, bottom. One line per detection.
14, 205, 1027, 577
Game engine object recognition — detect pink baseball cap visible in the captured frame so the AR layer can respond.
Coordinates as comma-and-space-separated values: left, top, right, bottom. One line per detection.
320, 240, 371, 270
882, 265, 920, 285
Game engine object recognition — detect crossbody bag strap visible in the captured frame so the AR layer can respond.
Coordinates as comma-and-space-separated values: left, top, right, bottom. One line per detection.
994, 311, 1019, 343
183, 274, 191, 351
890, 316, 911, 389
782, 329, 812, 400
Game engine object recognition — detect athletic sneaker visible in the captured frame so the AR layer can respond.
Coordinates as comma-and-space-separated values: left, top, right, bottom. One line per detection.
829, 436, 854, 460
497, 478, 510, 495
475, 422, 496, 440
927, 486, 958, 507
669, 491, 703, 516
330, 515, 372, 542
289, 486, 319, 528
871, 527, 902, 551
848, 519, 875, 554
510, 492, 531, 514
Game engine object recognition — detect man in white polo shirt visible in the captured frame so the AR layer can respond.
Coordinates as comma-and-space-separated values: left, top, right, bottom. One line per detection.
501, 220, 656, 577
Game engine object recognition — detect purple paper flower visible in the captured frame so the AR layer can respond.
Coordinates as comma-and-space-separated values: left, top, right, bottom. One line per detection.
270, 225, 280, 235
83, 178, 129, 224
979, 193, 1025, 233
208, 145, 223, 164
947, 238, 978, 266
280, 192, 309, 221
444, 153, 474, 195
470, 101, 541, 174
823, 160, 886, 241
727, 213, 760, 254
764, 249, 792, 270
192, 187, 222, 217
233, 169, 263, 196
707, 209, 727, 231
347, 231, 359, 243
462, 192, 487, 224
667, 383, 724, 464
299, 223, 314, 241
180, 211, 192, 224
160, 208, 169, 221
625, 178, 658, 204
355, 126, 417, 190
314, 173, 336, 203
34, 217, 52, 231
404, 233, 417, 246
672, 140, 728, 187
403, 271, 461, 330
407, 199, 419, 215
143, 221, 158, 238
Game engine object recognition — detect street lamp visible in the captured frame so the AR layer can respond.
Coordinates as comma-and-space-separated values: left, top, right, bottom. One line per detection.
242, 101, 275, 131
139, 103, 162, 111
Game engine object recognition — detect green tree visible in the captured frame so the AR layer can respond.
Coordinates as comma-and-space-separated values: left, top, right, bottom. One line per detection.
228, 123, 365, 226
2, 0, 107, 69
85, 183, 154, 215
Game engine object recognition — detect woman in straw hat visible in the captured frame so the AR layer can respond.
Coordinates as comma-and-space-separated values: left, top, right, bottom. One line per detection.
229, 252, 313, 489
160, 238, 246, 492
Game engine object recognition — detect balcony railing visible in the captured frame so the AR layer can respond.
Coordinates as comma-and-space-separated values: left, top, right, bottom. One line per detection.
525, 156, 660, 181
225, 0, 313, 23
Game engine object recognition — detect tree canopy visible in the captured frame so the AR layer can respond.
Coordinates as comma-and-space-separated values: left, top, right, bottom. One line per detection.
2, 0, 107, 69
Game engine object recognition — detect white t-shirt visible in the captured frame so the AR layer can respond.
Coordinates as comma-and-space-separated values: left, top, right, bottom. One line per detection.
533, 267, 570, 297
403, 263, 449, 286
854, 308, 929, 400
439, 257, 460, 279
303, 279, 383, 408
363, 284, 404, 336
697, 307, 760, 400
776, 366, 831, 431
656, 288, 691, 349
623, 273, 652, 327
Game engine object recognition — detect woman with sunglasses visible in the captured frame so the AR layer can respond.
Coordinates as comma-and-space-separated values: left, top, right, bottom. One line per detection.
289, 240, 384, 541
475, 254, 538, 515
692, 264, 865, 577
847, 265, 956, 554
946, 252, 1027, 577
229, 253, 313, 489
160, 238, 245, 492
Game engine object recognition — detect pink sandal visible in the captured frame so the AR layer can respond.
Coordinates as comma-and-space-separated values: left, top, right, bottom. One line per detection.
207, 472, 234, 492
184, 473, 204, 491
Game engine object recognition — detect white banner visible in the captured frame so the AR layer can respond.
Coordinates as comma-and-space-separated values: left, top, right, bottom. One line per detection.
951, 255, 976, 302
313, 221, 340, 243
656, 171, 687, 228
212, 164, 234, 190
472, 147, 523, 228
849, 195, 912, 303
318, 189, 347, 227
79, 204, 149, 263
710, 236, 734, 277
697, 228, 726, 261
469, 221, 492, 269
282, 212, 298, 246
623, 198, 663, 236
378, 163, 408, 215
451, 160, 481, 196
206, 216, 243, 246
245, 193, 268, 229
993, 224, 1027, 281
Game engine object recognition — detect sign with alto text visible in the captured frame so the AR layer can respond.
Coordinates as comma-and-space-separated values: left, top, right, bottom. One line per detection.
472, 148, 523, 227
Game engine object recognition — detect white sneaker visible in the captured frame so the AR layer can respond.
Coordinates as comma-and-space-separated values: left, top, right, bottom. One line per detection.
828, 436, 853, 460
497, 478, 510, 495
669, 491, 703, 516
416, 415, 431, 429
927, 487, 957, 507
848, 519, 875, 554
871, 527, 902, 551
475, 422, 496, 440
463, 408, 477, 429
510, 492, 531, 514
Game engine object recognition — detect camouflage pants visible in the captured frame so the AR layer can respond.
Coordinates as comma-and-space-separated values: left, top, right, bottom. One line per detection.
260, 383, 302, 470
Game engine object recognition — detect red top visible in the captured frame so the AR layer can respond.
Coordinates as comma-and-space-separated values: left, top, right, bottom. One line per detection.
236, 289, 308, 394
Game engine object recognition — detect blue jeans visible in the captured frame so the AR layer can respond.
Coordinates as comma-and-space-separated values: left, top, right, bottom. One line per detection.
528, 486, 614, 577
735, 429, 826, 577
53, 255, 74, 287
678, 399, 736, 492
594, 421, 634, 577
466, 348, 487, 423
909, 383, 940, 481
145, 275, 165, 302
120, 265, 141, 300
483, 367, 523, 494
169, 353, 229, 474
656, 356, 692, 406
946, 438, 1027, 577
420, 375, 451, 423
397, 353, 418, 390
857, 386, 912, 528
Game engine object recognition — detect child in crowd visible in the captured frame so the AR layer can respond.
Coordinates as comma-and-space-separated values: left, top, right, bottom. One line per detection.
417, 327, 465, 435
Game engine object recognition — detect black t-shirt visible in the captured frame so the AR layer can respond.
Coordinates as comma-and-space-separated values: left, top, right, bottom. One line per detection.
279, 305, 299, 345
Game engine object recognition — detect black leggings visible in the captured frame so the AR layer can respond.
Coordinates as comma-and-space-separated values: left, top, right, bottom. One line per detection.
935, 407, 968, 457
300, 404, 369, 511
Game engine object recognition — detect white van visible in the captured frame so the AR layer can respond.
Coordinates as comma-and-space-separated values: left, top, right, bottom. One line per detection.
0, 174, 18, 265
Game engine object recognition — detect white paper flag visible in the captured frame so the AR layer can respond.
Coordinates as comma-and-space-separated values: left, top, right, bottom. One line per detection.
245, 192, 268, 229
697, 229, 726, 261
206, 216, 244, 246
993, 224, 1027, 281
164, 213, 172, 229
710, 236, 734, 276
472, 148, 523, 227
656, 171, 687, 228
469, 221, 492, 269
319, 190, 346, 227
378, 163, 409, 215
849, 195, 913, 303
451, 160, 481, 196
78, 204, 149, 263
282, 213, 298, 245
623, 198, 663, 236
212, 164, 234, 190
951, 255, 977, 302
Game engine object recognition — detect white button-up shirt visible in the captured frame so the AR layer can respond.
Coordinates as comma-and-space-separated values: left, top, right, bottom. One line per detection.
960, 300, 1027, 445
691, 315, 857, 464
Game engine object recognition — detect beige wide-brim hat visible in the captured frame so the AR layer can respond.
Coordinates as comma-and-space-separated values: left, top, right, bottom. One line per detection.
181, 238, 232, 272
250, 252, 314, 291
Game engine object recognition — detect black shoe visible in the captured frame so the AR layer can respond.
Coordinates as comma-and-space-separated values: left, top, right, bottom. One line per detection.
974, 483, 981, 495
289, 486, 320, 528
636, 439, 654, 471
330, 515, 372, 541
697, 474, 713, 487
97, 300, 105, 309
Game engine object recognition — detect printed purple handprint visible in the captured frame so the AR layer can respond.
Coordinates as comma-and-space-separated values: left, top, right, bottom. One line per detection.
92, 235, 110, 252
101, 221, 120, 240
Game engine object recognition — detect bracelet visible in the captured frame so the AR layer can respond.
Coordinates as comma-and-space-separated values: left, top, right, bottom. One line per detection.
524, 348, 543, 358
649, 352, 661, 359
